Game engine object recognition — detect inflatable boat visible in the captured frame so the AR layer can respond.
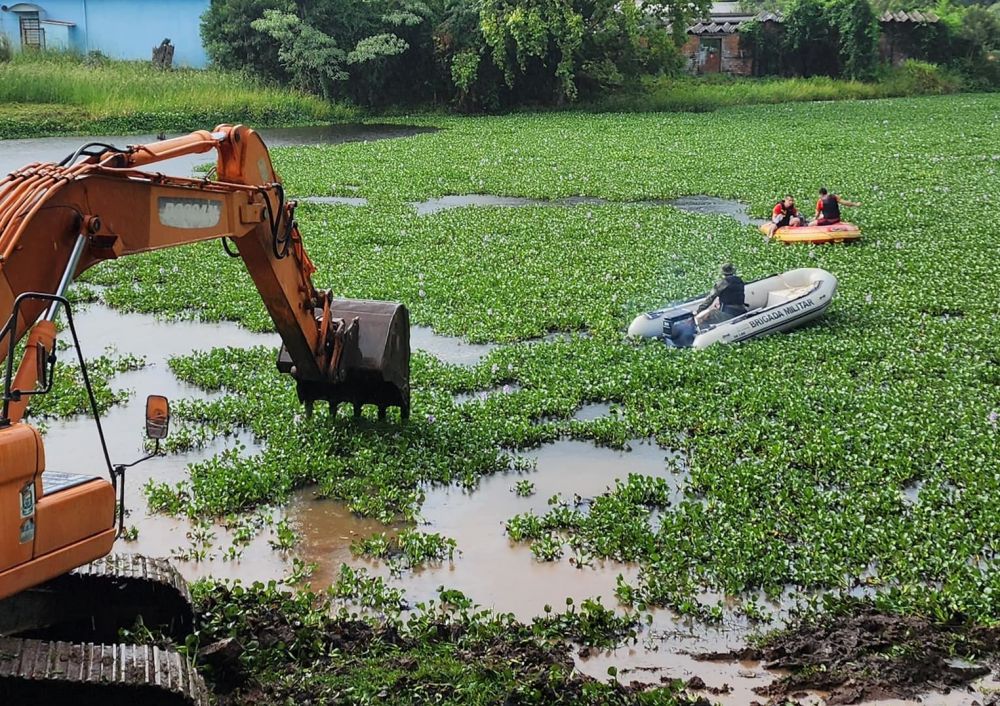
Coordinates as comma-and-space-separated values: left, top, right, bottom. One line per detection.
760, 222, 861, 244
627, 268, 837, 349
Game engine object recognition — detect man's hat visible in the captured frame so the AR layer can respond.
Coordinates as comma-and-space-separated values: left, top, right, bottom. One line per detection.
721, 263, 736, 275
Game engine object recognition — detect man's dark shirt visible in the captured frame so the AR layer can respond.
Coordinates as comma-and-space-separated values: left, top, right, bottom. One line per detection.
697, 274, 746, 313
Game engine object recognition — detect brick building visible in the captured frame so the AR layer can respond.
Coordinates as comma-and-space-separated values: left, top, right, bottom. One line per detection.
680, 2, 780, 75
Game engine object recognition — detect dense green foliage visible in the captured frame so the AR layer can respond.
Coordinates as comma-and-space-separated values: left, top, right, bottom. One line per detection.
202, 0, 695, 109
27, 350, 145, 420
198, 0, 997, 109
81, 93, 1000, 626
0, 51, 347, 139
200, 0, 291, 81
832, 0, 881, 79
743, 0, 998, 85
746, 0, 881, 79
590, 65, 960, 113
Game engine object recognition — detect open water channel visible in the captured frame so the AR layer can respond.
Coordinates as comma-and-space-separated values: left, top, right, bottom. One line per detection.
2, 127, 989, 705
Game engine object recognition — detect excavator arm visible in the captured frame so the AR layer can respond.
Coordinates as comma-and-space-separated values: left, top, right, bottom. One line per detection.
0, 124, 411, 598
0, 125, 410, 422
0, 127, 410, 705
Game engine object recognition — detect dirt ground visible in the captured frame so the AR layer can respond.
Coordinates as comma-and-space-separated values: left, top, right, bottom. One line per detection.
696, 604, 1000, 705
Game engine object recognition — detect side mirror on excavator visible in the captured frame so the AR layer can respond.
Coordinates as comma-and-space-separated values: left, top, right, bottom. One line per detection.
109, 395, 171, 539
145, 394, 170, 441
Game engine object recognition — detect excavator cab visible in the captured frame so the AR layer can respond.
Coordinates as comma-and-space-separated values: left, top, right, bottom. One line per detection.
0, 299, 200, 703
0, 294, 172, 600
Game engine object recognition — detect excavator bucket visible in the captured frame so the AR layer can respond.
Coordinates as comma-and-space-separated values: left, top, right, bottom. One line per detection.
278, 299, 410, 420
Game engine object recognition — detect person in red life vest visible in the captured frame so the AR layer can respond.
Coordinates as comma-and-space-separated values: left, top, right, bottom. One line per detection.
809, 187, 861, 226
769, 194, 803, 236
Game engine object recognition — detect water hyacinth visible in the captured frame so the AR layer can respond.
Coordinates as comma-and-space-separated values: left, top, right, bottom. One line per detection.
67, 93, 1000, 625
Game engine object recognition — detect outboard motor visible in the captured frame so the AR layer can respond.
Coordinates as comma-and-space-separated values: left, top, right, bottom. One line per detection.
662, 312, 697, 348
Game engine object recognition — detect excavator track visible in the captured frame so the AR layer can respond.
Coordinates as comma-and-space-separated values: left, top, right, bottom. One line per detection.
0, 638, 208, 705
0, 555, 209, 706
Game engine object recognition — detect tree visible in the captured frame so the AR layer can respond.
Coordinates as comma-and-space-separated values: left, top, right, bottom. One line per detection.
201, 0, 292, 80
831, 0, 879, 79
480, 0, 585, 102
783, 0, 839, 76
961, 4, 1000, 54
251, 10, 349, 100
478, 0, 694, 104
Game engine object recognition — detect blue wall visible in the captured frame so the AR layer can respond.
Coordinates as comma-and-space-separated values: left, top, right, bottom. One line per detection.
0, 0, 210, 67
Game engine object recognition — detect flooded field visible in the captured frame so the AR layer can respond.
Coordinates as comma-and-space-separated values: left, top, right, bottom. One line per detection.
32, 301, 996, 705
6, 96, 1000, 705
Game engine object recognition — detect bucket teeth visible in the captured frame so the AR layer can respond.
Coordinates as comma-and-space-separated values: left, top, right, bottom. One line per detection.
277, 299, 410, 420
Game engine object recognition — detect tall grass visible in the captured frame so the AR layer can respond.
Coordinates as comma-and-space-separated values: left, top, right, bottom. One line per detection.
585, 63, 963, 113
0, 51, 353, 138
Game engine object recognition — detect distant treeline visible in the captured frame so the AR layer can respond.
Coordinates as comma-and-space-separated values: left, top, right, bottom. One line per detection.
200, 0, 1000, 110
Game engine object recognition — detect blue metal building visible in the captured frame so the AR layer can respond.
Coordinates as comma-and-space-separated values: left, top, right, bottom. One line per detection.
0, 1, 210, 67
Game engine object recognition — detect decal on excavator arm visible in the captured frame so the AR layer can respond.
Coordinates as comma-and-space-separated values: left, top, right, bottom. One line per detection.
158, 197, 223, 229
19, 481, 34, 518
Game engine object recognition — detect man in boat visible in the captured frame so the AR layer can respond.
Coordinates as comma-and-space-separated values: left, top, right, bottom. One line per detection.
769, 194, 803, 236
694, 263, 747, 327
809, 188, 861, 226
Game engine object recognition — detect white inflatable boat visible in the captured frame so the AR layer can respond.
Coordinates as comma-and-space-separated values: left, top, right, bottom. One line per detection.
627, 268, 837, 348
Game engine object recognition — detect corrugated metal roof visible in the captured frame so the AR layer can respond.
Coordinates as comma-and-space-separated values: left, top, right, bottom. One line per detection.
686, 7, 938, 34
879, 10, 940, 23
687, 10, 783, 34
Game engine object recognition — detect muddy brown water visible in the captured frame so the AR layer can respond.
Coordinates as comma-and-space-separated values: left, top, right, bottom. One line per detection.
30, 302, 998, 705
2, 131, 982, 702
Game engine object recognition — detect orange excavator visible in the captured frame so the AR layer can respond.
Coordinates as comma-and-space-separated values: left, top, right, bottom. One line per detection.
0, 126, 410, 704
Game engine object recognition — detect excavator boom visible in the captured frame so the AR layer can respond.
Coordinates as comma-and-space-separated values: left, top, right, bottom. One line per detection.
0, 124, 410, 420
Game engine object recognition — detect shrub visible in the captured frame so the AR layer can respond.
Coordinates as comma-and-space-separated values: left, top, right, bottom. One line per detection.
882, 59, 963, 94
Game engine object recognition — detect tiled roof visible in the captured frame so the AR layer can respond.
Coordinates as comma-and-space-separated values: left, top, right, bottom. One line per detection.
879, 10, 940, 22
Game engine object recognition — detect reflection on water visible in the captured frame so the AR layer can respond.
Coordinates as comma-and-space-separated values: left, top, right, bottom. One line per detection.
292, 439, 677, 615
405, 193, 768, 225
298, 196, 369, 207
287, 488, 401, 571
39, 303, 287, 583
410, 194, 613, 215
37, 303, 521, 581
410, 325, 496, 367
0, 124, 436, 178
572, 402, 615, 421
